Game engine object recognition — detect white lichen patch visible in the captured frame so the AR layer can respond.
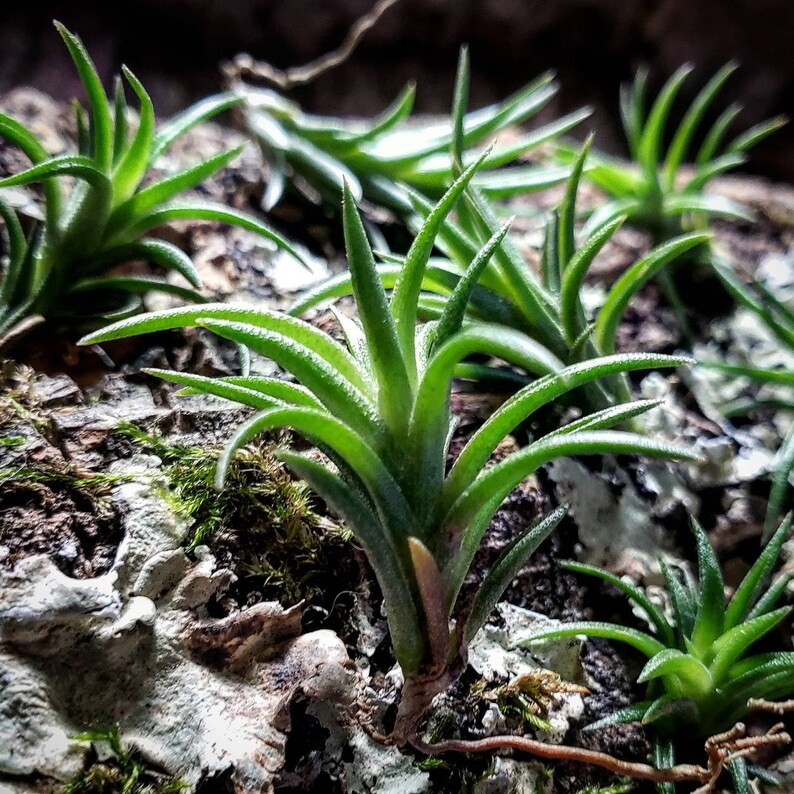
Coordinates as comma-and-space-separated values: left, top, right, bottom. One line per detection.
0, 455, 358, 792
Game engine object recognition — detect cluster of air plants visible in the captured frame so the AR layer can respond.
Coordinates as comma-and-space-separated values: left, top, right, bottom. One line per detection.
565, 64, 785, 248
234, 48, 588, 213
80, 163, 697, 740
525, 516, 794, 791
0, 22, 303, 347
290, 63, 707, 410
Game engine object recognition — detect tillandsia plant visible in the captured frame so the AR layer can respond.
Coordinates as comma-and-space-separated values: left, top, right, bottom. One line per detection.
80, 160, 698, 743
565, 63, 785, 247
0, 22, 304, 347
524, 516, 794, 791
700, 259, 794, 541
235, 47, 588, 213
292, 135, 709, 410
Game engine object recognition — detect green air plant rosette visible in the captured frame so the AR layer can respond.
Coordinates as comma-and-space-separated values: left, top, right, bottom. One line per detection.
236, 46, 589, 214
0, 22, 305, 348
562, 63, 785, 248
80, 157, 699, 742
522, 516, 794, 792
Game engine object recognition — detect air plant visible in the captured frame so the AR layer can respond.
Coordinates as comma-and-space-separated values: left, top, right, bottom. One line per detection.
567, 64, 785, 247
80, 161, 697, 742
292, 136, 708, 409
235, 47, 589, 213
523, 516, 794, 792
0, 22, 303, 346
700, 259, 794, 541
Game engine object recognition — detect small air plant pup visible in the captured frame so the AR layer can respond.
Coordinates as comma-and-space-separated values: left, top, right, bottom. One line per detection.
566, 64, 785, 248
0, 22, 303, 348
237, 47, 588, 213
81, 159, 698, 744
523, 516, 794, 792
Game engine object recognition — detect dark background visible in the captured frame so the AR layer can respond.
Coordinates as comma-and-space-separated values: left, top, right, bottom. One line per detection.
2, 0, 792, 178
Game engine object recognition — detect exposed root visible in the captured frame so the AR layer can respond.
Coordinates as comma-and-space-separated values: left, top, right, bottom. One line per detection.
693, 722, 790, 794
748, 697, 794, 714
224, 0, 403, 90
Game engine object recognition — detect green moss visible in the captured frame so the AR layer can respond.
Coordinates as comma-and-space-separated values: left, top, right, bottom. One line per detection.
63, 726, 187, 794
119, 422, 351, 605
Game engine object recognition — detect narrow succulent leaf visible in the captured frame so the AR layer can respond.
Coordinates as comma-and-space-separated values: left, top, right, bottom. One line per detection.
582, 197, 642, 239
445, 353, 693, 506
662, 62, 737, 191
288, 135, 364, 201
330, 308, 371, 374
637, 64, 693, 177
560, 214, 625, 345
568, 323, 597, 359
584, 702, 653, 732
766, 430, 794, 542
216, 406, 417, 560
116, 203, 307, 268
444, 432, 698, 599
726, 514, 791, 628
342, 181, 411, 431
390, 149, 490, 375
112, 76, 129, 164
561, 560, 675, 645
540, 210, 561, 292
728, 115, 787, 154
653, 738, 676, 794
547, 399, 663, 436
700, 360, 794, 388
196, 318, 378, 439
638, 648, 712, 693
451, 46, 470, 171
408, 537, 450, 667
81, 238, 200, 285
0, 155, 111, 192
71, 276, 203, 302
520, 620, 665, 658
290, 263, 401, 316
709, 607, 792, 683
110, 146, 244, 228
728, 757, 751, 794
0, 197, 26, 305
262, 149, 287, 210
277, 448, 426, 674
696, 102, 742, 165
336, 84, 416, 147
465, 507, 566, 641
558, 136, 592, 267
594, 232, 710, 354
151, 93, 239, 162
0, 114, 49, 163
79, 304, 371, 397
146, 369, 324, 411
73, 99, 90, 156
690, 518, 726, 653
660, 560, 696, 640
112, 67, 155, 203
431, 218, 513, 350
642, 694, 699, 726
723, 652, 794, 687
684, 152, 747, 193
620, 68, 648, 157
664, 193, 753, 221
473, 165, 572, 199
54, 22, 113, 170
410, 323, 563, 525
713, 258, 794, 348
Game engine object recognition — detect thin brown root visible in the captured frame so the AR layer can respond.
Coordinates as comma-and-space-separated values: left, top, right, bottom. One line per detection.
410, 735, 708, 785
748, 697, 794, 714
224, 0, 403, 90
694, 722, 790, 794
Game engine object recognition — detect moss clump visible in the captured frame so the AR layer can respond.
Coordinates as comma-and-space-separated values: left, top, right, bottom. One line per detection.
119, 423, 352, 605
63, 726, 187, 794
